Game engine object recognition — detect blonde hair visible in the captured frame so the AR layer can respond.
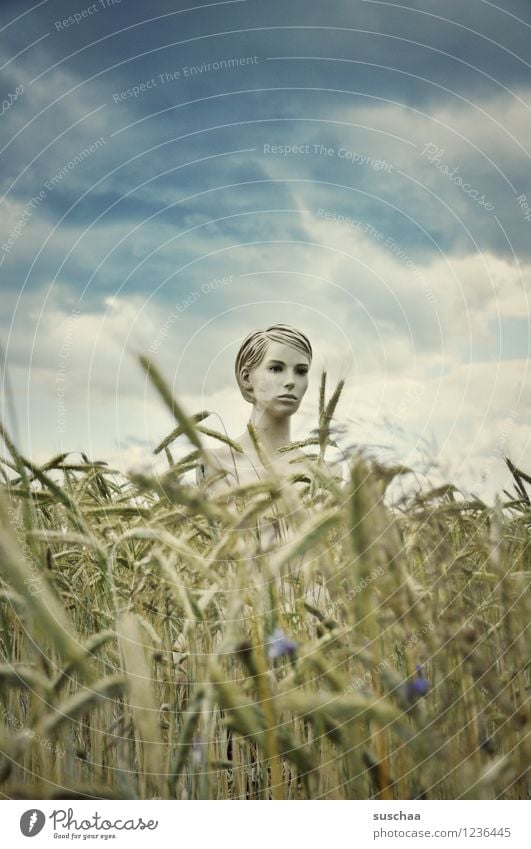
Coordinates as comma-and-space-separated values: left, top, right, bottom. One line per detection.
235, 324, 312, 403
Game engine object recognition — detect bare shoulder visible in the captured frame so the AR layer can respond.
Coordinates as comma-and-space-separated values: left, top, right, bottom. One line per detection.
204, 445, 238, 471
195, 445, 239, 487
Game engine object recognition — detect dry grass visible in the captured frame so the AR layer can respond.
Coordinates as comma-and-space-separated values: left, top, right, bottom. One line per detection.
0, 360, 529, 800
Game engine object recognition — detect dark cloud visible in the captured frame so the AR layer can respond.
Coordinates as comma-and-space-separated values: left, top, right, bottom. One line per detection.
1, 0, 530, 485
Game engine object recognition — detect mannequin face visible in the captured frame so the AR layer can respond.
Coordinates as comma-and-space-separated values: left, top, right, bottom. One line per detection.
241, 340, 310, 416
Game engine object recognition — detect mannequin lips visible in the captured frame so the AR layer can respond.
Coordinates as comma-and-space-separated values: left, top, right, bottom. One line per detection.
278, 394, 297, 400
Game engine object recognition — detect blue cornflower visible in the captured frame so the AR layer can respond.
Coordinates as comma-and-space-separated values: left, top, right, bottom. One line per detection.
266, 628, 298, 661
405, 664, 430, 702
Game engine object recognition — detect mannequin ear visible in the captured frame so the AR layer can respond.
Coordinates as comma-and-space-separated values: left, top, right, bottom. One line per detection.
241, 369, 255, 398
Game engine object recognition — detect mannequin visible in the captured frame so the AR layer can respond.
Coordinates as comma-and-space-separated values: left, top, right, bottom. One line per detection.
196, 323, 340, 611
196, 324, 313, 493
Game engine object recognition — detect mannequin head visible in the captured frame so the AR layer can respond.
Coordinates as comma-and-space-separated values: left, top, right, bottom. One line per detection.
235, 324, 312, 415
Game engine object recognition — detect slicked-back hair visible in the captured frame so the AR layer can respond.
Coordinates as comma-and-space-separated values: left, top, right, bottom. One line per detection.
234, 324, 312, 403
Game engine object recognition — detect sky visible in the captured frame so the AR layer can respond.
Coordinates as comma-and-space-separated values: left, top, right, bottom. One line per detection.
1, 0, 530, 500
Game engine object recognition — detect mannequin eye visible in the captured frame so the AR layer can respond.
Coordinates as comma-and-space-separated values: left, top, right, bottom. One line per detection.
269, 365, 282, 372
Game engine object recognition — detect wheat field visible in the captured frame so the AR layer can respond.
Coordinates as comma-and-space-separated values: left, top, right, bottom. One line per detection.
0, 359, 529, 800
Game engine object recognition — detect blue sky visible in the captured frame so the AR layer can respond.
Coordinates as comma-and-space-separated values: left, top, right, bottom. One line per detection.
1, 0, 530, 498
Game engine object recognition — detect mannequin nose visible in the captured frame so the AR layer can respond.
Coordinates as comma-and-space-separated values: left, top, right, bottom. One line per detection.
284, 378, 295, 389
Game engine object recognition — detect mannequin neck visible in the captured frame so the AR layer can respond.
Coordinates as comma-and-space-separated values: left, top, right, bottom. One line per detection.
247, 406, 292, 455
